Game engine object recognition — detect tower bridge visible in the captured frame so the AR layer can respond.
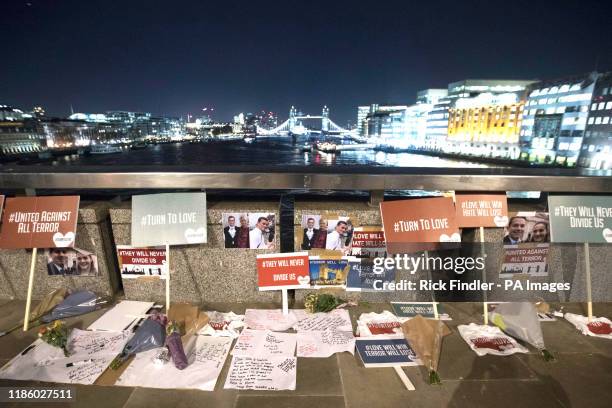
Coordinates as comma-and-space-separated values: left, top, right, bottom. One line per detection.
257, 106, 356, 137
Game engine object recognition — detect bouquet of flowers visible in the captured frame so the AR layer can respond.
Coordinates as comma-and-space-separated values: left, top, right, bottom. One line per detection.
491, 302, 554, 361
38, 320, 70, 356
401, 315, 451, 385
166, 321, 189, 370
110, 312, 167, 369
304, 293, 344, 313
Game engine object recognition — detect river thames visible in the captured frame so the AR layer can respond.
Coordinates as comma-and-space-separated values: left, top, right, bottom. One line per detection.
47, 136, 494, 168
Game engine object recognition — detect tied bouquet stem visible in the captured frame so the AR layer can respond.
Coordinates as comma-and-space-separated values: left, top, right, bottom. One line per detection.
38, 320, 69, 356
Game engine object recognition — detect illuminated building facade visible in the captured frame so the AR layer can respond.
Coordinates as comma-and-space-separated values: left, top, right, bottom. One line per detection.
424, 80, 535, 153
579, 72, 612, 169
447, 93, 524, 159
357, 106, 370, 137
519, 73, 598, 167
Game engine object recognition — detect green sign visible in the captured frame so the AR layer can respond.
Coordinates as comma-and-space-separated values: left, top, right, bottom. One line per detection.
131, 192, 207, 246
548, 196, 612, 243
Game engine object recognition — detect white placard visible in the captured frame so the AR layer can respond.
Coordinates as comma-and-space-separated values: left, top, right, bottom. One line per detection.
117, 336, 233, 391
224, 356, 297, 391
232, 329, 296, 357
296, 329, 355, 358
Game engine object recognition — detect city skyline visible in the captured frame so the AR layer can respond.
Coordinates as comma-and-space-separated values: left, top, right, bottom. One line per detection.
2, 0, 611, 124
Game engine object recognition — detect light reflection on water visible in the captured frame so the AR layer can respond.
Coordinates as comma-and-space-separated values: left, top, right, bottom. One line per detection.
48, 136, 495, 168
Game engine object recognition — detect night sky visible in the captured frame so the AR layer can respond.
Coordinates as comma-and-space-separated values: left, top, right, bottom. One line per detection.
2, 0, 611, 124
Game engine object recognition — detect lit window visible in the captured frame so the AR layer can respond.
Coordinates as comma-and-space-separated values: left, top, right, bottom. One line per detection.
592, 103, 598, 111
595, 117, 602, 125
599, 102, 605, 110
541, 88, 549, 95
606, 101, 612, 110
570, 84, 582, 91
603, 117, 610, 124
530, 90, 540, 97
588, 117, 595, 124
559, 85, 570, 93
603, 87, 609, 96
549, 87, 559, 94
556, 106, 565, 114
588, 145, 595, 152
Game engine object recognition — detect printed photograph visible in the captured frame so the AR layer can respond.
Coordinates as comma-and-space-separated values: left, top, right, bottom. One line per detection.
502, 212, 550, 246
309, 258, 350, 287
325, 216, 354, 254
221, 212, 275, 249
501, 212, 550, 277
248, 213, 276, 249
297, 214, 325, 250
46, 248, 99, 277
222, 213, 250, 248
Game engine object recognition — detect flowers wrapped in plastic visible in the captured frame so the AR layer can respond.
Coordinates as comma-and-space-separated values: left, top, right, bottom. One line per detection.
41, 290, 109, 323
0, 288, 68, 337
401, 315, 451, 385
38, 320, 70, 356
490, 302, 554, 361
110, 312, 167, 369
166, 321, 189, 370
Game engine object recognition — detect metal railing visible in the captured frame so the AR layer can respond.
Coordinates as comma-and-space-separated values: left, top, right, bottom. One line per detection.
0, 165, 611, 192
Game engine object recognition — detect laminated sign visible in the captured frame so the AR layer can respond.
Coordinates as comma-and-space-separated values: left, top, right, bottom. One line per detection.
454, 194, 508, 228
131, 192, 207, 246
257, 252, 310, 290
548, 196, 612, 243
380, 197, 460, 254
0, 196, 80, 249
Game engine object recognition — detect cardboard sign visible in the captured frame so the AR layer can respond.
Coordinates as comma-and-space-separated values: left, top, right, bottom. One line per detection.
454, 194, 508, 228
500, 245, 549, 277
350, 227, 386, 258
0, 196, 80, 249
131, 192, 207, 246
257, 252, 310, 290
117, 245, 168, 279
380, 197, 459, 254
548, 196, 612, 243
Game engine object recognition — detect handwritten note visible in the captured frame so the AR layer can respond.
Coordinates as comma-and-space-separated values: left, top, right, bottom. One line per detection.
224, 356, 297, 391
293, 309, 353, 332
0, 329, 129, 385
232, 329, 296, 357
297, 329, 355, 358
244, 309, 298, 331
117, 336, 233, 391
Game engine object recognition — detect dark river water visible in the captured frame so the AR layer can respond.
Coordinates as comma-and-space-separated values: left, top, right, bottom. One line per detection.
49, 136, 493, 168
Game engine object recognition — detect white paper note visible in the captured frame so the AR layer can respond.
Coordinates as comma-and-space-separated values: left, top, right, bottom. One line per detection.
117, 336, 233, 391
88, 300, 154, 331
296, 329, 355, 358
0, 329, 129, 384
293, 309, 353, 332
232, 329, 296, 357
244, 309, 298, 331
224, 356, 297, 391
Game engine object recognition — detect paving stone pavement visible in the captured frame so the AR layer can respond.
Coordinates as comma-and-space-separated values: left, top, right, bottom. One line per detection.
0, 299, 610, 408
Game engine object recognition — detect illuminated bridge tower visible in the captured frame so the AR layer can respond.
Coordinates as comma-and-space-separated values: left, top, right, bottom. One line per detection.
289, 106, 297, 133
322, 105, 330, 132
